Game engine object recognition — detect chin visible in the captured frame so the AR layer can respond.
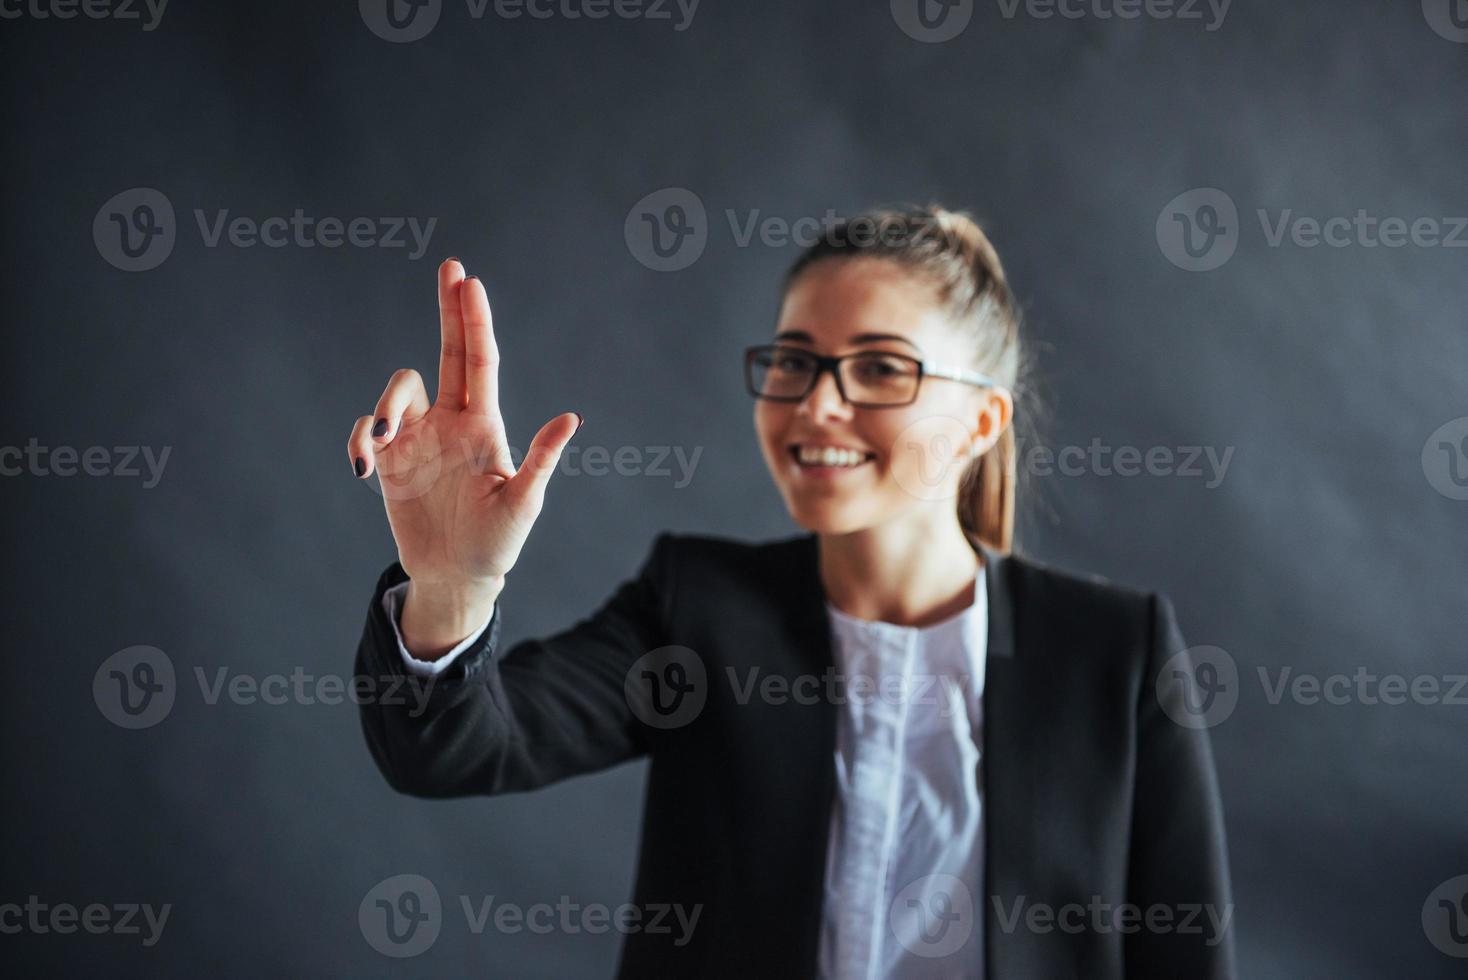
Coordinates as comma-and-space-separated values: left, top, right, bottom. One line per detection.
782, 497, 880, 536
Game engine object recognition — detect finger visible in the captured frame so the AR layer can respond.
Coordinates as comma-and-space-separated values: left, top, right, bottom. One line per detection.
371, 369, 432, 444
505, 412, 582, 516
437, 258, 467, 407
347, 415, 376, 479
459, 276, 501, 415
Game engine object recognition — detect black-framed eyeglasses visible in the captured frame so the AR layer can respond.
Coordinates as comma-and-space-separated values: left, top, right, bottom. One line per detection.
743, 344, 999, 408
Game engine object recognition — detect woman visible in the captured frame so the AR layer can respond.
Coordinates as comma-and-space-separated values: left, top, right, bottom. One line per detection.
348, 206, 1235, 978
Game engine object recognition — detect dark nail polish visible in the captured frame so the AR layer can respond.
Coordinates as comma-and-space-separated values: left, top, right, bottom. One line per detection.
372, 418, 389, 438
574, 412, 584, 431
354, 457, 366, 477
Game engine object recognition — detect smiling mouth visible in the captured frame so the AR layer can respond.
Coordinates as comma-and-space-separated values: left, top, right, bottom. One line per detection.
788, 444, 877, 470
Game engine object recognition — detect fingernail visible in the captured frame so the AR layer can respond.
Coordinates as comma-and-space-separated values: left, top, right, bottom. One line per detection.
465, 274, 479, 281
446, 256, 458, 262
574, 412, 584, 431
372, 418, 389, 438
354, 457, 366, 477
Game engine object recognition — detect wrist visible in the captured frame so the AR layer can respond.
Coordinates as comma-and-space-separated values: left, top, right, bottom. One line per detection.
400, 575, 503, 660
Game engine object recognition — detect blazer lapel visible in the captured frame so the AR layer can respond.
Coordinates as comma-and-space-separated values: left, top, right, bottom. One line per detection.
773, 534, 839, 974
978, 543, 1031, 979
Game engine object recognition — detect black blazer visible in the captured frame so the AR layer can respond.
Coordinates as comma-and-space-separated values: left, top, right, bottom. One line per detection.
356, 532, 1235, 978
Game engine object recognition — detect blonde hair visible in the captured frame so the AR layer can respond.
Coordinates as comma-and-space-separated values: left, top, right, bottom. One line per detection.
782, 205, 1026, 554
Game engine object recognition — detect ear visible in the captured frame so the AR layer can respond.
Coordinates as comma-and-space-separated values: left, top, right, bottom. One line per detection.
971, 387, 1014, 456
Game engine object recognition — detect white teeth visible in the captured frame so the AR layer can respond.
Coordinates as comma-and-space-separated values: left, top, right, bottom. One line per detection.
796, 445, 869, 467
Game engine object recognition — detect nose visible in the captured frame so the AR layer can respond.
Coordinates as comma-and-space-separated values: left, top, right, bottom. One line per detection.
797, 367, 853, 423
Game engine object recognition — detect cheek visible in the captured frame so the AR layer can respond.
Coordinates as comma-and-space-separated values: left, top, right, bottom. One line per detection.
754, 403, 788, 456
870, 397, 975, 491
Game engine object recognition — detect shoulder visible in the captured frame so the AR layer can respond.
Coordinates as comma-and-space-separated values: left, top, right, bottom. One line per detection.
1004, 549, 1156, 615
1000, 550, 1186, 667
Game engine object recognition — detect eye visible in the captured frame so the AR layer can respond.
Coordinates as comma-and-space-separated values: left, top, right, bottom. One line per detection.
773, 350, 814, 373
851, 354, 914, 383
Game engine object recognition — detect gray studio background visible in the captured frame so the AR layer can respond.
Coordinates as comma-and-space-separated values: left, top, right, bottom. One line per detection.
2, 1, 1466, 976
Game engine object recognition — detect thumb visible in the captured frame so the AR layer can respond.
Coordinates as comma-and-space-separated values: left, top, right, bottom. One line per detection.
506, 412, 582, 513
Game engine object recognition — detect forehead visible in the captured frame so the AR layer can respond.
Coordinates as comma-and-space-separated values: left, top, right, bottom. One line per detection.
776, 257, 955, 354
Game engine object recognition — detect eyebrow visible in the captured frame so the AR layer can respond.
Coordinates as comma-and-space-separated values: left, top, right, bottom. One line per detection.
773, 330, 921, 352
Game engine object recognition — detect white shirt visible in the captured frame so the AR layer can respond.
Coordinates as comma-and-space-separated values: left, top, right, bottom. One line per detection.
818, 569, 988, 980
384, 570, 988, 979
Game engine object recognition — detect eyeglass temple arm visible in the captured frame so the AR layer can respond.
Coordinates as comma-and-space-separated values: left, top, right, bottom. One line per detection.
921, 362, 1002, 389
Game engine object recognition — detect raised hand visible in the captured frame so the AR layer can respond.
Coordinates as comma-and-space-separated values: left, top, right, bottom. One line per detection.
347, 259, 580, 656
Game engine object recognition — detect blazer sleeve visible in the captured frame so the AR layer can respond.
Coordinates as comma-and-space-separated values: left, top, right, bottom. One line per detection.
354, 532, 676, 798
1124, 592, 1238, 978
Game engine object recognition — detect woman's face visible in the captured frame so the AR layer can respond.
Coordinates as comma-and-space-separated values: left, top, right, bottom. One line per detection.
754, 257, 1011, 537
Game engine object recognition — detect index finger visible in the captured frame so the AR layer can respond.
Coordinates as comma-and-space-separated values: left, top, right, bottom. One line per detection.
460, 275, 501, 416
437, 258, 467, 407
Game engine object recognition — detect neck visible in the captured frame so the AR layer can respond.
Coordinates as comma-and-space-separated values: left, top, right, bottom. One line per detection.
817, 507, 982, 627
